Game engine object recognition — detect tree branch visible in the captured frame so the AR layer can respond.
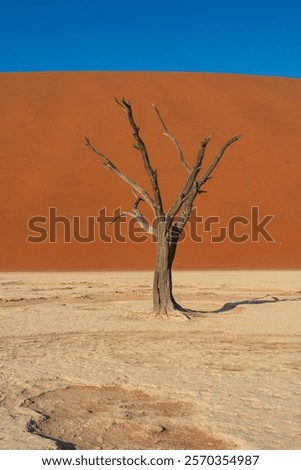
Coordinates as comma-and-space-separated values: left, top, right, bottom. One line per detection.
114, 97, 164, 217
109, 189, 156, 236
152, 105, 190, 173
166, 133, 240, 226
85, 136, 157, 215
197, 134, 241, 189
166, 134, 213, 224
131, 189, 157, 235
169, 182, 198, 241
169, 134, 241, 237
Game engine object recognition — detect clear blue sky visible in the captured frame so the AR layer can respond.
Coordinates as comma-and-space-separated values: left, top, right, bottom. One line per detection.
0, 0, 300, 77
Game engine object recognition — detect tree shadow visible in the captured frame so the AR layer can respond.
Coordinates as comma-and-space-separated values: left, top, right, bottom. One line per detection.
26, 418, 76, 450
189, 295, 301, 315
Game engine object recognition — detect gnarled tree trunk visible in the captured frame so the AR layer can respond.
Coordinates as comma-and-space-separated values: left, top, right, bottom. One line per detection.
153, 222, 174, 316
153, 221, 187, 318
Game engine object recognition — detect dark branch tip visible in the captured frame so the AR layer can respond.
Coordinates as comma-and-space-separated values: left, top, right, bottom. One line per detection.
122, 97, 131, 107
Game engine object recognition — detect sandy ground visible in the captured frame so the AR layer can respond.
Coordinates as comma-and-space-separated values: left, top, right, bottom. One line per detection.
0, 270, 300, 450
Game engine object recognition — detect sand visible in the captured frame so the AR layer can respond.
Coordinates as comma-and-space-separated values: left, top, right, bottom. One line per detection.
0, 270, 300, 450
0, 71, 300, 451
0, 72, 301, 270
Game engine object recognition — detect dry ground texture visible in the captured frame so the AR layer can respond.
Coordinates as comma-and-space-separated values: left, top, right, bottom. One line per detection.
0, 271, 300, 450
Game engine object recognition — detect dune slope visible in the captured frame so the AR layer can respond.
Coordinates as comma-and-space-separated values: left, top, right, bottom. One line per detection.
0, 72, 300, 269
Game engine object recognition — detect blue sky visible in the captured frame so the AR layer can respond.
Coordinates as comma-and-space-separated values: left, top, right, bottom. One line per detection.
0, 0, 300, 77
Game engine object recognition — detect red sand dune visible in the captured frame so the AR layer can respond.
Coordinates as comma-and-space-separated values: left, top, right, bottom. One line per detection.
0, 72, 300, 270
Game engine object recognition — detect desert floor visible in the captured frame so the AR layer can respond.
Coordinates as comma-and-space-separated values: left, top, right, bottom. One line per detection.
0, 271, 300, 450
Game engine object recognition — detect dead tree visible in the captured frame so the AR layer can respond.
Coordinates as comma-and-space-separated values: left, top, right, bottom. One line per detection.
85, 98, 241, 319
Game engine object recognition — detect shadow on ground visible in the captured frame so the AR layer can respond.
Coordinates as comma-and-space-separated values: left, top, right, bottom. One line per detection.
206, 295, 301, 314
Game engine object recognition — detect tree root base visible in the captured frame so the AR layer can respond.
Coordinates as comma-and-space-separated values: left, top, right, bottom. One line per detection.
154, 306, 191, 321
153, 305, 207, 321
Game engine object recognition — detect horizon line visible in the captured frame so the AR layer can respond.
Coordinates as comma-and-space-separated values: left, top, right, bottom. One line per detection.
0, 69, 300, 80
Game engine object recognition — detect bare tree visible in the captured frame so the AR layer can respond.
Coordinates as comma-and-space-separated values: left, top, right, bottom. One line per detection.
85, 98, 241, 319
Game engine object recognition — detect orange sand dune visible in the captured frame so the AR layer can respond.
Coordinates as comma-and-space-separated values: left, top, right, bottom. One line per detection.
0, 72, 300, 270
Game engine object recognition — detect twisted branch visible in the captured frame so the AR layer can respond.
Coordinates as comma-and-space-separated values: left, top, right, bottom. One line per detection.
109, 189, 156, 236
85, 137, 157, 215
114, 97, 164, 217
197, 134, 241, 188
166, 134, 213, 224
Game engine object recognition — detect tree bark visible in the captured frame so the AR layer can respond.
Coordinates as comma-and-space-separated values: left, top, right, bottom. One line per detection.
153, 222, 188, 319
